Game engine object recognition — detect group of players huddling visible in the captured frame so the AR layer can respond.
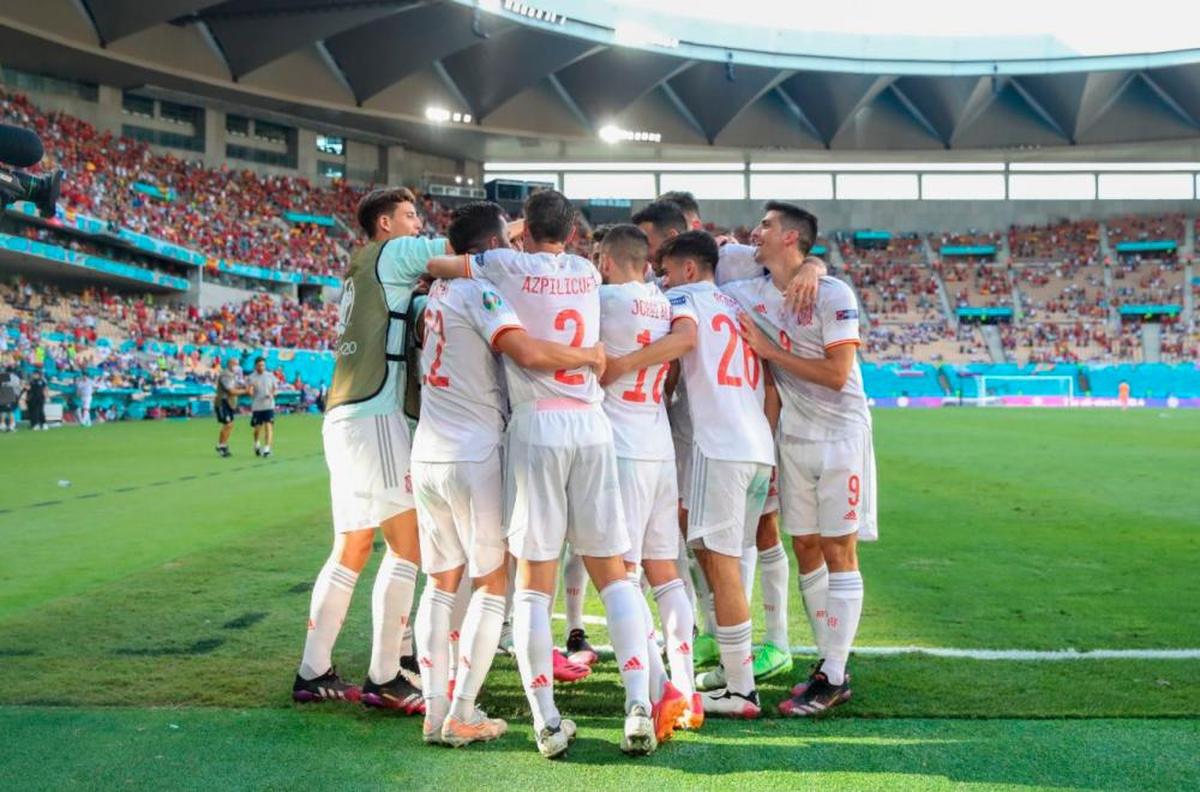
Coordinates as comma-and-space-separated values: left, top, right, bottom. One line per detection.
290, 185, 876, 759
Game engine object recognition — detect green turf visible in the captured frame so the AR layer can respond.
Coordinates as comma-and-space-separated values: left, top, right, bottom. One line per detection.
0, 410, 1197, 789
1, 708, 1196, 791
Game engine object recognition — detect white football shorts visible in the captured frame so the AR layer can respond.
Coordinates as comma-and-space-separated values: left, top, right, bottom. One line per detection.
686, 445, 772, 558
778, 426, 877, 541
412, 445, 506, 578
504, 400, 628, 562
617, 457, 679, 565
322, 411, 414, 534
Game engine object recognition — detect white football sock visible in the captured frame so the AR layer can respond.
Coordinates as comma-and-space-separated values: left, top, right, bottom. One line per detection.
564, 552, 587, 635
367, 552, 418, 684
676, 542, 699, 621
652, 577, 696, 698
715, 620, 755, 696
799, 564, 830, 654
448, 576, 472, 680
400, 624, 414, 658
599, 579, 651, 711
299, 560, 358, 679
739, 547, 758, 606
449, 591, 506, 721
823, 571, 864, 686
414, 585, 455, 723
759, 543, 790, 649
630, 573, 667, 700
688, 547, 718, 635
513, 589, 559, 732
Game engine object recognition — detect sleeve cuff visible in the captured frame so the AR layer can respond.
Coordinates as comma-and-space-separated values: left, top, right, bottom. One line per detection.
489, 324, 522, 350
824, 338, 860, 351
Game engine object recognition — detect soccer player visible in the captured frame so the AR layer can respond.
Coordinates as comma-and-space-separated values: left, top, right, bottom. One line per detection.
76, 371, 95, 427
596, 223, 696, 738
0, 366, 19, 432
652, 195, 818, 680
411, 201, 607, 746
632, 200, 688, 277
214, 357, 247, 457
427, 190, 656, 759
292, 187, 448, 712
730, 202, 874, 717
247, 357, 277, 457
607, 230, 775, 718
1118, 380, 1130, 410
658, 190, 703, 230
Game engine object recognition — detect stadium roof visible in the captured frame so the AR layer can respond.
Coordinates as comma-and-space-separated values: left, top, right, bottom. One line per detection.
4, 0, 1200, 159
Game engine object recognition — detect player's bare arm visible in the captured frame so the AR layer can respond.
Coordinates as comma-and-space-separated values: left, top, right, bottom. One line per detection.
425, 254, 471, 280
782, 256, 828, 313
495, 329, 606, 378
600, 317, 697, 386
737, 311, 856, 391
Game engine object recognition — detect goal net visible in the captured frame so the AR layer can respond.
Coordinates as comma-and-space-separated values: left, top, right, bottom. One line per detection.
977, 375, 1075, 407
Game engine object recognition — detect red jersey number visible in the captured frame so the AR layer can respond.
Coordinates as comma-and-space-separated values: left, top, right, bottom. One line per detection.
423, 308, 450, 388
553, 309, 585, 386
621, 329, 670, 404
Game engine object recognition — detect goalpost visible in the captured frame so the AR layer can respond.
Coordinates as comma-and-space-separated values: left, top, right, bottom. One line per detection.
977, 376, 1075, 406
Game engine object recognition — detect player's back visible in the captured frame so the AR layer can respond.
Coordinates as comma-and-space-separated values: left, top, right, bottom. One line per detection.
411, 278, 518, 461
599, 281, 674, 460
470, 248, 602, 406
666, 281, 773, 465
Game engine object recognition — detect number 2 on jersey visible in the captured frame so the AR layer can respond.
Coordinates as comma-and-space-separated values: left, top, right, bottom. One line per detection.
553, 309, 585, 386
621, 330, 670, 403
423, 308, 450, 388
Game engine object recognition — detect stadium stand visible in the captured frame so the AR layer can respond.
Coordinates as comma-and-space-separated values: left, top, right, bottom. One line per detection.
0, 89, 1197, 415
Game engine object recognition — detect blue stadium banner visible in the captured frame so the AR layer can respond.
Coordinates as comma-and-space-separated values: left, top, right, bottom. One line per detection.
941, 245, 997, 256
1118, 304, 1181, 316
854, 230, 891, 241
811, 244, 827, 255
132, 182, 177, 202
282, 212, 337, 227
0, 233, 190, 290
1114, 240, 1176, 252
957, 306, 1014, 318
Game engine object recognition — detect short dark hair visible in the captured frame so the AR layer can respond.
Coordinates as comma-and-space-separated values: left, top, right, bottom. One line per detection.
764, 200, 818, 255
658, 190, 700, 219
631, 201, 687, 236
590, 224, 613, 244
600, 224, 649, 270
447, 201, 506, 254
523, 189, 576, 243
658, 230, 718, 273
254, 356, 265, 366
356, 187, 416, 236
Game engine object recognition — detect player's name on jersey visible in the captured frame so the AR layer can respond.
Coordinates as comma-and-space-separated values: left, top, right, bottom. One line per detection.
630, 299, 671, 320
520, 274, 597, 296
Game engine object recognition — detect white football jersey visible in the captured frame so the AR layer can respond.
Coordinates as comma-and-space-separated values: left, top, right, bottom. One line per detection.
470, 248, 603, 407
411, 278, 522, 463
599, 281, 675, 461
723, 275, 870, 442
716, 243, 766, 286
666, 281, 774, 465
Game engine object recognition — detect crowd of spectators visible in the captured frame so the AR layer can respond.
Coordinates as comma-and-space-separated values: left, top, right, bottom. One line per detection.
1008, 219, 1100, 265
0, 88, 391, 279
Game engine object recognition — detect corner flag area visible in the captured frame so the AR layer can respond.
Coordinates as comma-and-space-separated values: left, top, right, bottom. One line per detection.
1, 410, 1196, 790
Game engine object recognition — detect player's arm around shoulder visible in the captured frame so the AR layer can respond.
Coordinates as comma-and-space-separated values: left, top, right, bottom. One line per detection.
599, 290, 697, 386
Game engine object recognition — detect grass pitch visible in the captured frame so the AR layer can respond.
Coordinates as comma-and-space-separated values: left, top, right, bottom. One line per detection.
0, 409, 1197, 790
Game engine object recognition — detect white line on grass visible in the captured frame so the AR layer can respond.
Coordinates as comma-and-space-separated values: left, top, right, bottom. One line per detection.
551, 613, 1200, 660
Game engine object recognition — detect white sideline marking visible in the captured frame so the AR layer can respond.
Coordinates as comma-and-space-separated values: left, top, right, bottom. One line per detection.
551, 614, 1200, 661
